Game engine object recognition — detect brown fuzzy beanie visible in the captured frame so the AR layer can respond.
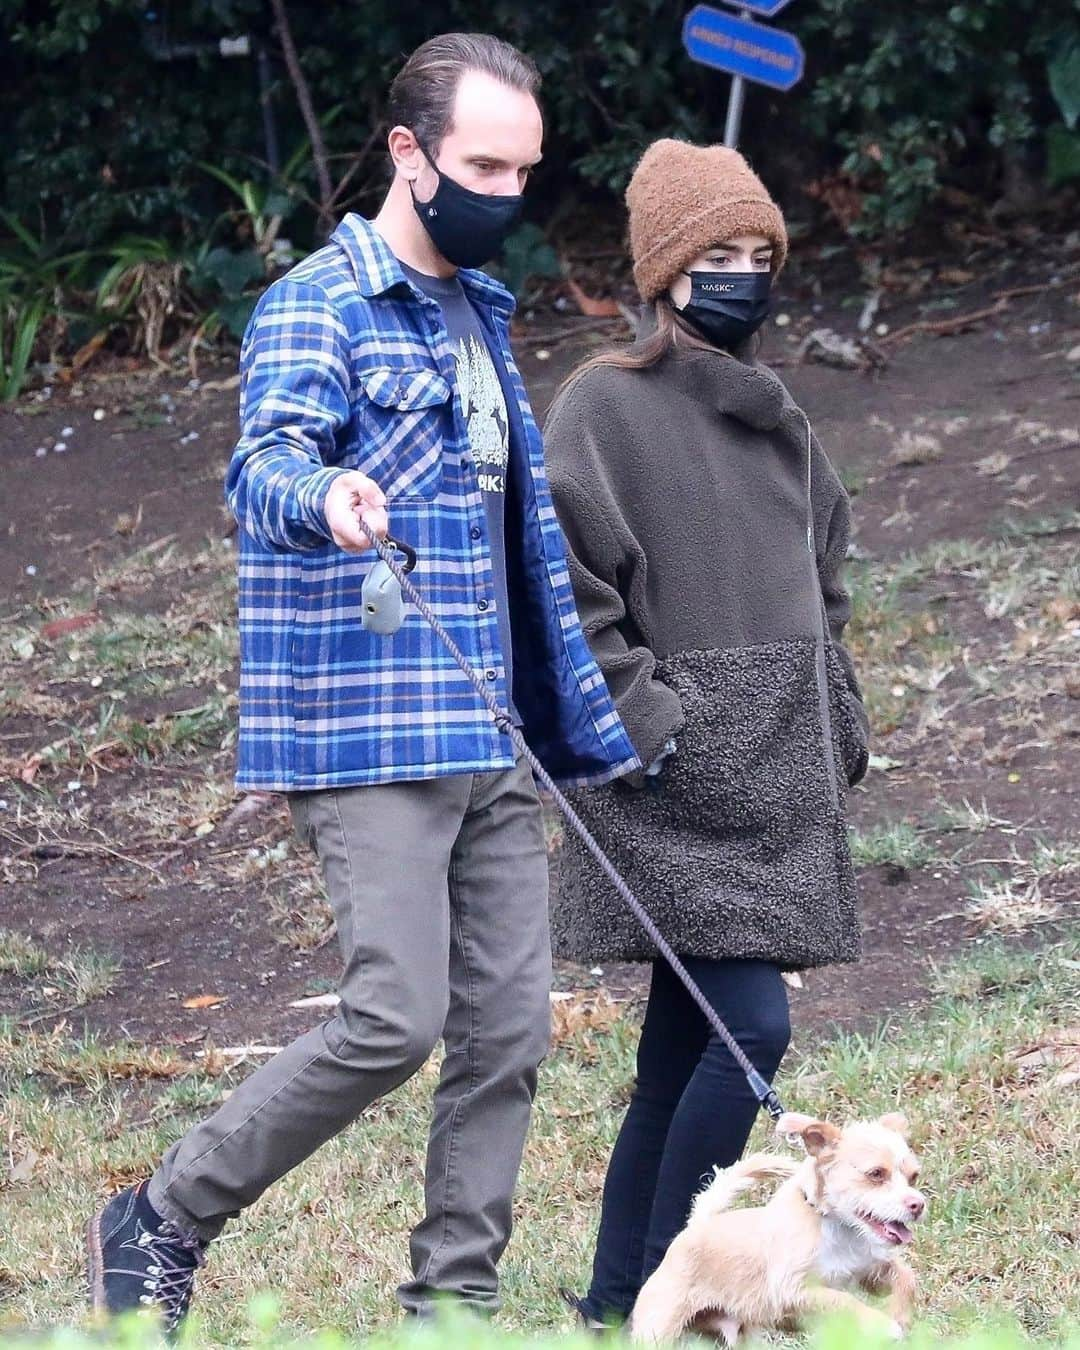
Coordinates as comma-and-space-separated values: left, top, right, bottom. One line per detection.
626, 139, 788, 301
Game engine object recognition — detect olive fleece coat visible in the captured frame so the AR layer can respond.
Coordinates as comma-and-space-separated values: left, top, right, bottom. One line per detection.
544, 340, 870, 970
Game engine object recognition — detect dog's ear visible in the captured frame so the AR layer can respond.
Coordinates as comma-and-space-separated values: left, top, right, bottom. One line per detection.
775, 1112, 817, 1137
879, 1112, 910, 1139
801, 1121, 841, 1156
776, 1113, 840, 1156
777, 1117, 820, 1139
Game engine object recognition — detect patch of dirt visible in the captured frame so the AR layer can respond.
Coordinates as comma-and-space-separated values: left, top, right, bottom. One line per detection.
1, 252, 1078, 1060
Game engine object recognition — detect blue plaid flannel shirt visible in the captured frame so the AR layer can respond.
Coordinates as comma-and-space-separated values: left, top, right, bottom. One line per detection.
225, 213, 639, 792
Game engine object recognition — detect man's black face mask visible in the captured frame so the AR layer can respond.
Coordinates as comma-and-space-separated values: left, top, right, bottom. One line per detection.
411, 143, 524, 270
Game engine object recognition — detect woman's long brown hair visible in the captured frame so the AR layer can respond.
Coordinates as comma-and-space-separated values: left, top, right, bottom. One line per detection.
554, 298, 719, 402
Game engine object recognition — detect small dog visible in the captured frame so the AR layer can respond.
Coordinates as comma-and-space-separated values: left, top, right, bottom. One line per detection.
630, 1112, 926, 1344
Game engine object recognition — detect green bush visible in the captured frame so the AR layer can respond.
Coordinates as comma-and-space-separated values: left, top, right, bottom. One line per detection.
795, 0, 1080, 233
1, 0, 1078, 393
2, 0, 1076, 253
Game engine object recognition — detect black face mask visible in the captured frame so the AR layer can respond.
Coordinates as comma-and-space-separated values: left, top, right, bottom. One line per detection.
411, 144, 523, 270
678, 269, 772, 350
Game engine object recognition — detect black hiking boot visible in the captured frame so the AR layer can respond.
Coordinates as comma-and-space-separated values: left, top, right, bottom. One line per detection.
87, 1180, 206, 1339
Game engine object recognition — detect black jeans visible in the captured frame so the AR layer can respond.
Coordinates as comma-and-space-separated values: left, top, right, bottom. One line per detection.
581, 956, 790, 1323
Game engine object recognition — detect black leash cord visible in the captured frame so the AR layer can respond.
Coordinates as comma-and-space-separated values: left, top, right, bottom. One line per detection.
366, 531, 786, 1123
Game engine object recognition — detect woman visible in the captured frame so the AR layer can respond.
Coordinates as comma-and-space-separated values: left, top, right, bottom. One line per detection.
544, 139, 870, 1327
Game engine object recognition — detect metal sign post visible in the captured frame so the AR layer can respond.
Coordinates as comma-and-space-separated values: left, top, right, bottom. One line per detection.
682, 0, 803, 149
723, 62, 747, 148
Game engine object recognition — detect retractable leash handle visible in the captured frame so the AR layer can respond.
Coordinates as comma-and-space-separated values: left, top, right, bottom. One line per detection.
360, 536, 417, 635
358, 525, 786, 1124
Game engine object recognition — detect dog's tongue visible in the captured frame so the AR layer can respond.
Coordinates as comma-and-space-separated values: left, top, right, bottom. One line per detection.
884, 1221, 913, 1245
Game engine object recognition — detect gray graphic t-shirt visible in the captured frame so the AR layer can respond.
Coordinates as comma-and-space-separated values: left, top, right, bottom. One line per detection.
401, 263, 518, 722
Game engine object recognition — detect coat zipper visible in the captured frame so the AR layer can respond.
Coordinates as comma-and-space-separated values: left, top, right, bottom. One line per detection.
802, 413, 841, 811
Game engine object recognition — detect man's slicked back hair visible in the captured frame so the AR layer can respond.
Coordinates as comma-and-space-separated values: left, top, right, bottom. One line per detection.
387, 32, 541, 156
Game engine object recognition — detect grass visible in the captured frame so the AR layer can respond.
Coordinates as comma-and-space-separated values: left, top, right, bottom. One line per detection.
0, 931, 119, 1017
844, 528, 1079, 735
0, 931, 51, 977
849, 822, 940, 870
962, 876, 1058, 933
0, 538, 237, 785
1, 939, 1077, 1344
890, 431, 944, 466
927, 801, 1012, 837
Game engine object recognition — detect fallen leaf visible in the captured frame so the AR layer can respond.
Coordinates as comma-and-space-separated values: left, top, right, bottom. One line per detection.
804, 174, 864, 231
71, 330, 109, 374
550, 991, 622, 1045
41, 613, 100, 640
797, 327, 870, 371
288, 992, 340, 1010
1010, 1029, 1080, 1093
181, 994, 227, 1010
1044, 596, 1080, 625
975, 451, 1011, 477
18, 753, 43, 785
113, 505, 143, 537
9, 1149, 40, 1185
938, 268, 975, 286
204, 1044, 284, 1060
564, 278, 621, 319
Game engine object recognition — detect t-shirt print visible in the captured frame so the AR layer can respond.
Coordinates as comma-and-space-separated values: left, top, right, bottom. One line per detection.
454, 333, 509, 495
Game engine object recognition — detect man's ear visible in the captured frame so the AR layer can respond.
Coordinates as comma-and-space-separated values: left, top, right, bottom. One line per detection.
878, 1112, 910, 1139
387, 125, 424, 179
776, 1113, 841, 1156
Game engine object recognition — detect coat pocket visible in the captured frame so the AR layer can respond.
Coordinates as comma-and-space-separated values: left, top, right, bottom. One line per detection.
653, 640, 835, 840
354, 365, 452, 500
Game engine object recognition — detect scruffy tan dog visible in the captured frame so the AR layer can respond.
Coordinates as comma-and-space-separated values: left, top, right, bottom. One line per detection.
629, 1112, 926, 1345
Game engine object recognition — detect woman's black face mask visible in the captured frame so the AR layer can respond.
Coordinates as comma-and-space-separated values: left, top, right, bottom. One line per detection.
677, 270, 772, 350
411, 143, 523, 270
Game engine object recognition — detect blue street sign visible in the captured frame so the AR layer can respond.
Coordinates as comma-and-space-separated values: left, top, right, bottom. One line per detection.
723, 0, 794, 15
682, 4, 804, 92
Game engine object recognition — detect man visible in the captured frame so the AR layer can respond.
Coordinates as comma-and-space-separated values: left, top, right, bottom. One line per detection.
86, 32, 637, 1336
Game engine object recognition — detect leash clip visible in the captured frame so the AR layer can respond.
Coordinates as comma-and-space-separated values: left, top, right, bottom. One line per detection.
361, 535, 418, 636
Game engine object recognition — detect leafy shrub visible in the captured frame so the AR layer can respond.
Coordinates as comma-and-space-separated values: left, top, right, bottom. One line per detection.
1, 0, 1078, 394
794, 0, 1080, 234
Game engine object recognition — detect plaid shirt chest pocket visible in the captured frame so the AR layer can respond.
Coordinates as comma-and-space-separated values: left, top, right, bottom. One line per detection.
353, 365, 453, 500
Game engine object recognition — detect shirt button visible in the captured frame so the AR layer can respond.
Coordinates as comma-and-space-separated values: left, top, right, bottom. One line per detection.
477, 599, 489, 611
470, 526, 482, 541
485, 669, 496, 681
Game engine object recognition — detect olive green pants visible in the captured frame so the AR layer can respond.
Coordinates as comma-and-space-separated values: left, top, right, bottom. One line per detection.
148, 755, 552, 1313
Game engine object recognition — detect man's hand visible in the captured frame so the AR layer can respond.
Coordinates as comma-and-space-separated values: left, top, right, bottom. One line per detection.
324, 471, 389, 553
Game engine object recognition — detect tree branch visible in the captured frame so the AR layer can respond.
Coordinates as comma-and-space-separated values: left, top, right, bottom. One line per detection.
268, 0, 334, 239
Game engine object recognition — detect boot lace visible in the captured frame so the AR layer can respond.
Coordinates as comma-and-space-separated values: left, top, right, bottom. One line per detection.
128, 1221, 206, 1332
